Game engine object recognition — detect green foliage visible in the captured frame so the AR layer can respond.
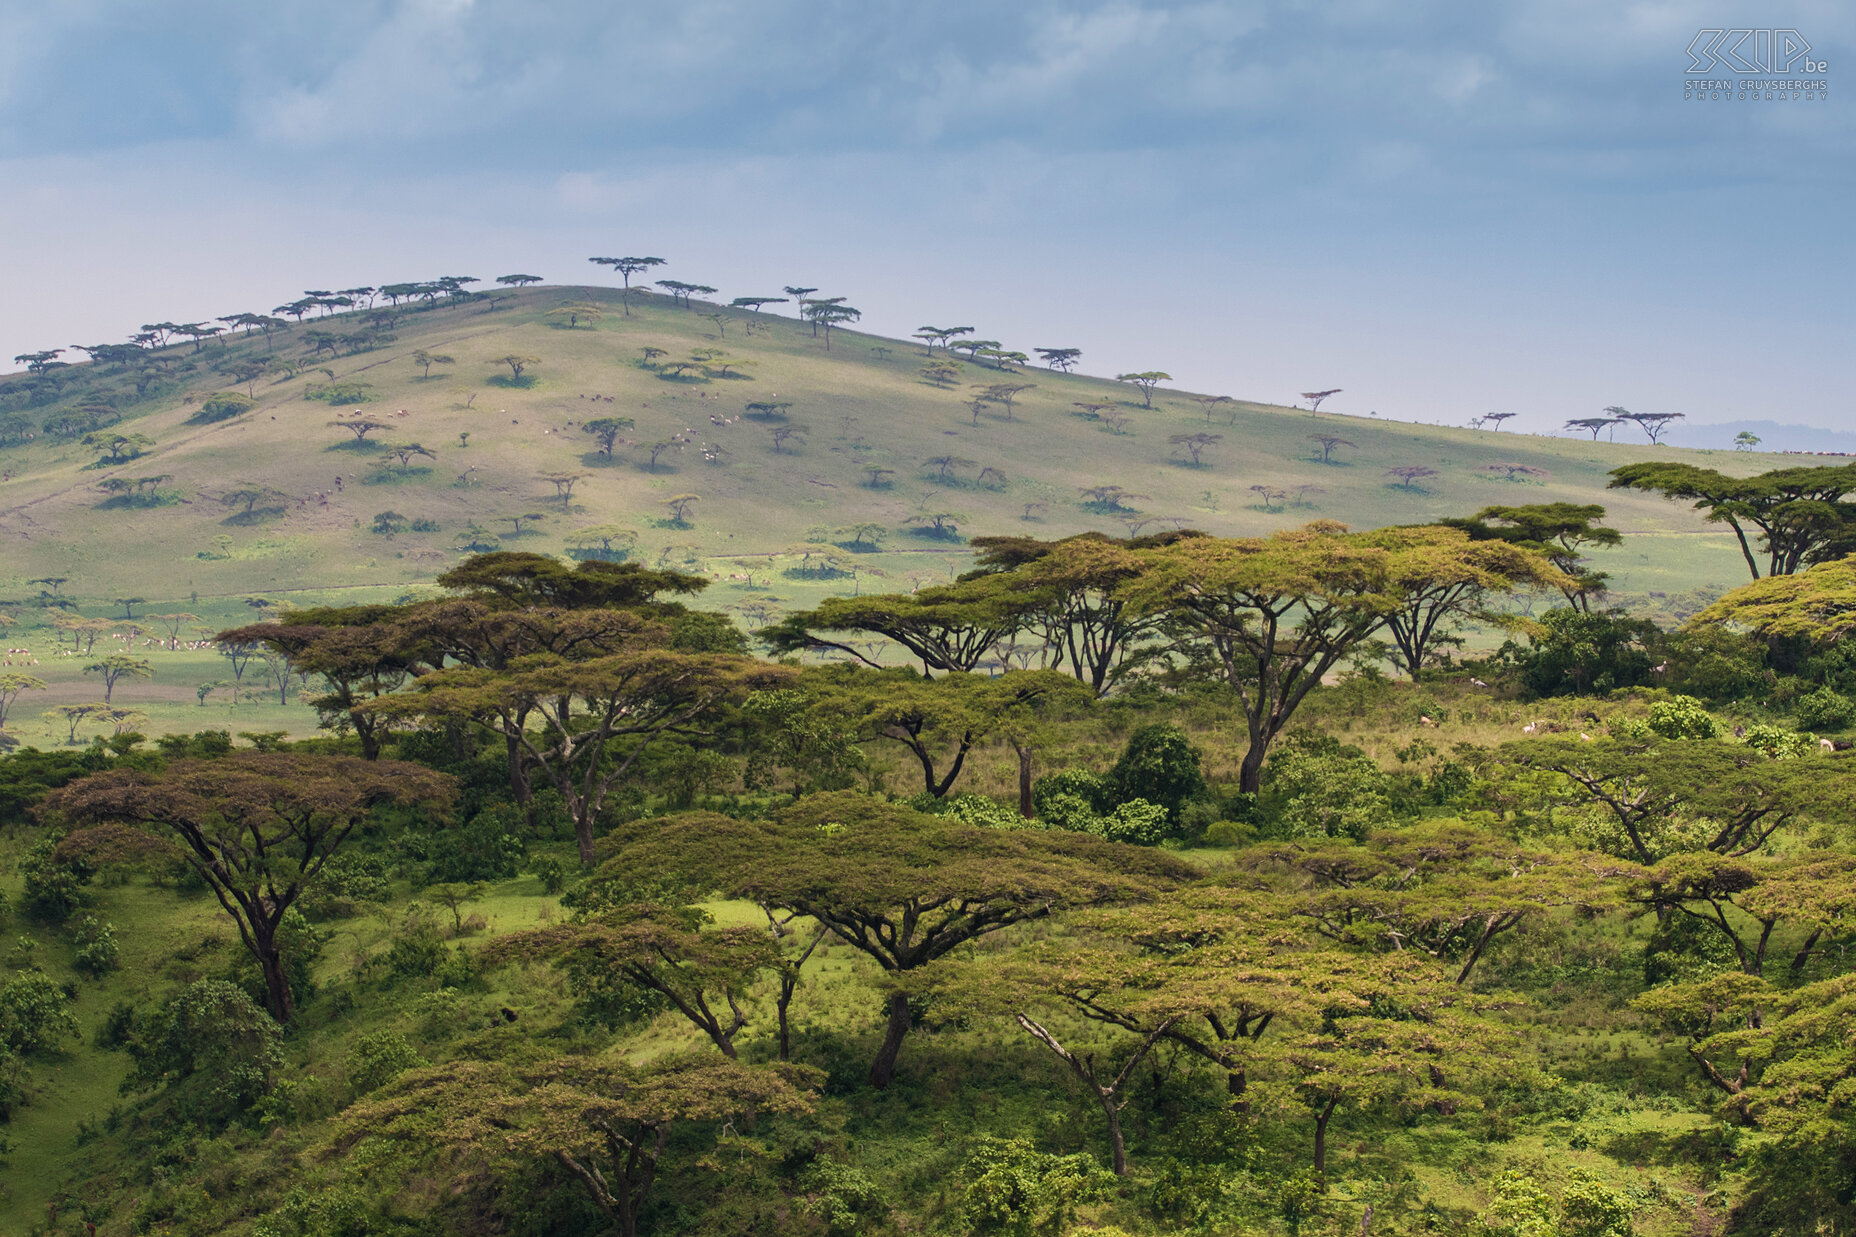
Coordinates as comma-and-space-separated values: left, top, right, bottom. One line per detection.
959, 1136, 1108, 1237
742, 688, 865, 798
1645, 695, 1723, 740
422, 807, 524, 884
69, 915, 120, 976
1641, 912, 1736, 986
1264, 735, 1393, 840
1472, 1170, 1557, 1236
530, 854, 568, 894
942, 793, 1028, 829
346, 1030, 425, 1095
18, 833, 91, 924
1739, 723, 1815, 759
1032, 767, 1113, 817
117, 979, 283, 1129
800, 1159, 889, 1235
1503, 608, 1662, 697
0, 970, 80, 1056
1793, 686, 1856, 731
189, 391, 255, 423
303, 380, 374, 404
1108, 722, 1206, 823
1559, 1169, 1635, 1237
1097, 797, 1171, 845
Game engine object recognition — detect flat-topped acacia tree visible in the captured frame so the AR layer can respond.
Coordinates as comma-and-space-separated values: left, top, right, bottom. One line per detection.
43, 754, 453, 1021
601, 791, 1196, 1088
1609, 460, 1856, 579
590, 255, 664, 315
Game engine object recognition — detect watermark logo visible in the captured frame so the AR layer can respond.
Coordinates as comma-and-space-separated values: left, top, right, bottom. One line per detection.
1683, 29, 1828, 101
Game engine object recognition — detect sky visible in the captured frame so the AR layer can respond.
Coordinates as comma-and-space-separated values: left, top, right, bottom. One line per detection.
2, 1, 1850, 436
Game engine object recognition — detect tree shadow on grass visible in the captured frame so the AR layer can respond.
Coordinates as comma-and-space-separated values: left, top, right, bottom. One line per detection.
221, 507, 286, 526
488, 374, 539, 390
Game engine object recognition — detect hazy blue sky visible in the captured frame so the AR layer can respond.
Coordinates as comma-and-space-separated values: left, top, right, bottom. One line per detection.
3, 1, 1849, 435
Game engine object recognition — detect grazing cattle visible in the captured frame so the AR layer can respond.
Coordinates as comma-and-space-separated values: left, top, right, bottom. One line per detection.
1522, 722, 1539, 734
1823, 738, 1838, 752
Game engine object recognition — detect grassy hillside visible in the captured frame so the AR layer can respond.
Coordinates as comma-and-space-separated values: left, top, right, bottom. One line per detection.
0, 284, 1760, 742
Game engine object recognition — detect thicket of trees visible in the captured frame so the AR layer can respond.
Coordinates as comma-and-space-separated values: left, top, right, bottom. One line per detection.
7, 496, 1856, 1232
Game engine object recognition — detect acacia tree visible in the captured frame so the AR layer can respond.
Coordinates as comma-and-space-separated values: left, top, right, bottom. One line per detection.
338, 1054, 817, 1237
1608, 406, 1685, 444
1564, 416, 1620, 440
1362, 526, 1564, 679
761, 574, 1026, 675
1308, 433, 1356, 465
1035, 347, 1081, 371
605, 793, 1194, 1087
1301, 389, 1342, 413
1442, 502, 1621, 611
217, 612, 418, 759
411, 350, 453, 379
977, 382, 1036, 420
0, 672, 48, 731
1168, 432, 1221, 466
369, 645, 787, 864
84, 654, 153, 703
1122, 525, 1445, 793
332, 418, 391, 442
1484, 462, 1547, 482
1610, 461, 1856, 579
968, 533, 1177, 694
1385, 465, 1438, 490
582, 416, 636, 457
590, 256, 665, 316
44, 755, 451, 1020
1116, 371, 1170, 408
497, 355, 539, 380
802, 301, 861, 349
495, 274, 543, 287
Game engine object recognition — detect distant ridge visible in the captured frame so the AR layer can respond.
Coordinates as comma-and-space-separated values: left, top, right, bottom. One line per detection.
1663, 419, 1856, 456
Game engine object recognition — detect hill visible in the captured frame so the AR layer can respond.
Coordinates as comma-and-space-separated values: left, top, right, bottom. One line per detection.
0, 283, 1768, 740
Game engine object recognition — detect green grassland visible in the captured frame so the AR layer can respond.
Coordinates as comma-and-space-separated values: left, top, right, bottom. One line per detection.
0, 285, 1766, 740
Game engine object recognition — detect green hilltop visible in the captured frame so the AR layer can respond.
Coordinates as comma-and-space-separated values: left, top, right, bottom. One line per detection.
1, 282, 1764, 602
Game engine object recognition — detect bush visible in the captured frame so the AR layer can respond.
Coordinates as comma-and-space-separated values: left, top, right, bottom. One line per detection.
1109, 724, 1207, 822
346, 1030, 425, 1094
19, 834, 91, 924
1098, 799, 1171, 846
1740, 723, 1815, 760
943, 794, 1028, 829
118, 979, 283, 1128
71, 915, 121, 976
960, 1136, 1107, 1237
189, 391, 254, 424
302, 851, 392, 918
0, 970, 81, 1055
530, 854, 568, 894
1646, 695, 1724, 740
1031, 768, 1113, 818
422, 807, 525, 884
1503, 608, 1662, 697
1794, 687, 1856, 732
1264, 736, 1393, 841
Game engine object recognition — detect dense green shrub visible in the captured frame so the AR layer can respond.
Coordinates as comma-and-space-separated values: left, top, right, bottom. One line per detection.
1109, 723, 1207, 822
19, 833, 91, 923
1262, 735, 1393, 840
117, 979, 283, 1129
1794, 686, 1856, 731
1502, 608, 1661, 697
0, 969, 81, 1056
1031, 768, 1113, 818
422, 807, 524, 884
1646, 695, 1723, 740
70, 915, 120, 976
188, 391, 254, 423
960, 1136, 1107, 1237
345, 1030, 425, 1095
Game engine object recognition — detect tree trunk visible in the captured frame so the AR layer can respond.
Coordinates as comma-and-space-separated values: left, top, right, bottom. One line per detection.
256, 930, 294, 1023
574, 802, 597, 867
1099, 1091, 1129, 1176
868, 991, 912, 1089
1313, 1097, 1338, 1173
1015, 742, 1034, 818
1239, 740, 1269, 795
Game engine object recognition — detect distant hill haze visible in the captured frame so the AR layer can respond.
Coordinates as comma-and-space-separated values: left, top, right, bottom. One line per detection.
1664, 419, 1856, 456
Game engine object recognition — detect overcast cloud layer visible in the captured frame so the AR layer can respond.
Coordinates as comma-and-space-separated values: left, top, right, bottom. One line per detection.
3, 0, 1850, 434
